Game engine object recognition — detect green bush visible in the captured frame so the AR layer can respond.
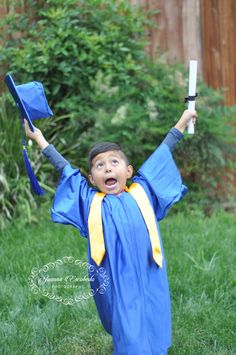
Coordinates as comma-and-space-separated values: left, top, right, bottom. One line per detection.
0, 94, 42, 229
0, 0, 236, 228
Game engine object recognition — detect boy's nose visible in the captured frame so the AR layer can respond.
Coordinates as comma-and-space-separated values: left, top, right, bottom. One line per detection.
105, 164, 112, 173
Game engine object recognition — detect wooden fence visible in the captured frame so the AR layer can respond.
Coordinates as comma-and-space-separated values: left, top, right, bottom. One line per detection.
201, 0, 236, 105
131, 0, 236, 105
1, 0, 236, 105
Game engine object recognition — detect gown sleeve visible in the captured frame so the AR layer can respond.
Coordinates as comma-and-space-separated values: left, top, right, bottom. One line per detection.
132, 143, 187, 221
51, 164, 94, 237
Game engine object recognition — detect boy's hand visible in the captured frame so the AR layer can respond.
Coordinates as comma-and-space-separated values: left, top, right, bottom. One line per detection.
24, 119, 49, 150
174, 109, 197, 133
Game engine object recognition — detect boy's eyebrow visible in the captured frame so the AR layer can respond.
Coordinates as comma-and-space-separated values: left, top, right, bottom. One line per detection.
92, 151, 122, 164
93, 158, 104, 164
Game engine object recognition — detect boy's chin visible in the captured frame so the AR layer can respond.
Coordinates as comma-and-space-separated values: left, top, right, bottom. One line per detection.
101, 184, 125, 195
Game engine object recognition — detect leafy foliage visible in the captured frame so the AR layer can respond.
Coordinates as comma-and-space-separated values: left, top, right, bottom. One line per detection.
0, 0, 236, 227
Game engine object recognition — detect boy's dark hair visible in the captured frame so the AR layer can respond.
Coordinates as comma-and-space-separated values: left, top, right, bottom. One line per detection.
88, 142, 129, 171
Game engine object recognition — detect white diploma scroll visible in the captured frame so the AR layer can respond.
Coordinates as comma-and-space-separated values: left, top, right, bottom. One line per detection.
187, 60, 198, 134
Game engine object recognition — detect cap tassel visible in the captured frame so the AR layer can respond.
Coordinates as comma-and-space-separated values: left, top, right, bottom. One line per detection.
22, 146, 45, 195
20, 115, 45, 196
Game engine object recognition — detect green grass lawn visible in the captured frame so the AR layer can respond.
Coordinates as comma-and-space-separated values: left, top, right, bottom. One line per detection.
0, 205, 235, 354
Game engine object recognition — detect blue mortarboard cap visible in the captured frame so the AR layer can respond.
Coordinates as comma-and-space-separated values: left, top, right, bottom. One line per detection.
5, 73, 53, 195
5, 74, 53, 130
17, 82, 53, 120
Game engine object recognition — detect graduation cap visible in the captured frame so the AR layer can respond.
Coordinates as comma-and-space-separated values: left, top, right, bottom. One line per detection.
5, 73, 53, 195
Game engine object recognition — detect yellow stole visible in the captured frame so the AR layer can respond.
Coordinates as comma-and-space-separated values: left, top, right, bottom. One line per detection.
88, 183, 163, 267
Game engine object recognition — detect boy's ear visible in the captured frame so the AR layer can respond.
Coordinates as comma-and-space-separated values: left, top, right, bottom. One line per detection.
127, 165, 133, 179
88, 174, 95, 186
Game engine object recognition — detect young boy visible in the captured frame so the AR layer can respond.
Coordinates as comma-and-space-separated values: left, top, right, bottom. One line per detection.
25, 109, 196, 355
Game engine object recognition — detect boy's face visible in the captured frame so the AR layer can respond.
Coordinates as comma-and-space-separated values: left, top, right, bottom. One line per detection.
88, 150, 133, 194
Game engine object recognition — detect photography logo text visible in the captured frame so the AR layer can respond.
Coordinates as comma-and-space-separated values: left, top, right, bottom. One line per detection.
28, 256, 109, 305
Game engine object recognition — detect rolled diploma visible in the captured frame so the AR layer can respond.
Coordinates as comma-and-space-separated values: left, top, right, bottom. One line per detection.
187, 60, 197, 134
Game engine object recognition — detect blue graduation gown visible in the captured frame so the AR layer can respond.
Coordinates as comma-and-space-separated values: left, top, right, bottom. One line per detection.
51, 143, 187, 354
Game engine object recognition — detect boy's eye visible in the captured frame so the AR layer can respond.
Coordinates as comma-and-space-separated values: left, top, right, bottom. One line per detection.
111, 159, 119, 165
96, 162, 104, 168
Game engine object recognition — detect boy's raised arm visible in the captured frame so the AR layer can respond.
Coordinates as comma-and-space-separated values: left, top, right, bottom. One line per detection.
162, 109, 197, 152
24, 119, 49, 150
174, 109, 197, 133
24, 119, 69, 173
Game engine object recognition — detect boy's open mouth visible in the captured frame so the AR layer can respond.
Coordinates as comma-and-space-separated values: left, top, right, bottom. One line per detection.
105, 178, 117, 187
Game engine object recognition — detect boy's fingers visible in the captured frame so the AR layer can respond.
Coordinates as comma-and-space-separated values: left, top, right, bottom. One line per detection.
24, 119, 32, 136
